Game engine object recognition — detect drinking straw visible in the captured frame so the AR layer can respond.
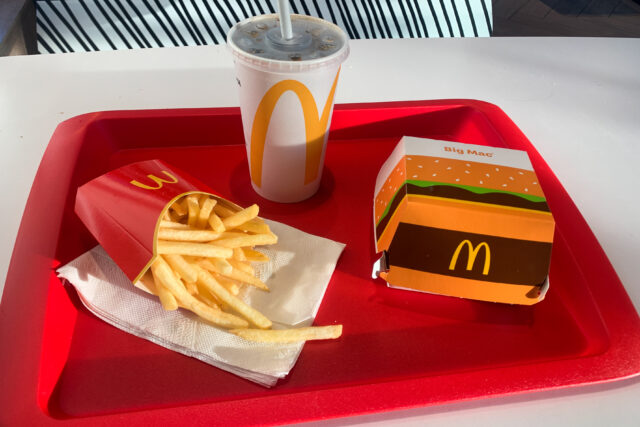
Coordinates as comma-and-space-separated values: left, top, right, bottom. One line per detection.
277, 0, 293, 40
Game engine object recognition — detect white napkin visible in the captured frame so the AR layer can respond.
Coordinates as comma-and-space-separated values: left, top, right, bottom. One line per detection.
57, 220, 345, 387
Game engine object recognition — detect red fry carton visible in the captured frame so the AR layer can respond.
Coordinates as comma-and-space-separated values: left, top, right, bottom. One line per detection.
373, 137, 555, 305
75, 159, 234, 284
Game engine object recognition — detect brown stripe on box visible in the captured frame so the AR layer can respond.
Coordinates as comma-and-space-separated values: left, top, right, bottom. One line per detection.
405, 184, 549, 212
388, 223, 552, 286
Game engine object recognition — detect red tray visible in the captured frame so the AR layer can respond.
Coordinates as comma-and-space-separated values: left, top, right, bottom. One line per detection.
2, 100, 640, 425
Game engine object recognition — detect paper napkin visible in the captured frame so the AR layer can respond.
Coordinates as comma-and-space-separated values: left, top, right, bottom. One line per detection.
57, 220, 345, 387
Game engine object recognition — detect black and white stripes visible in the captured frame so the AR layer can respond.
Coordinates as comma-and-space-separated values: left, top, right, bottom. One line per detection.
36, 0, 492, 54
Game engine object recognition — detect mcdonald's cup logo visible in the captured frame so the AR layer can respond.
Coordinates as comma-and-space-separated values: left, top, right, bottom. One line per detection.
130, 171, 179, 190
449, 240, 491, 275
250, 68, 341, 188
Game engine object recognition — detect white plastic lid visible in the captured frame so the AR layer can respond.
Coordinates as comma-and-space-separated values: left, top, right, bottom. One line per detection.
227, 14, 349, 73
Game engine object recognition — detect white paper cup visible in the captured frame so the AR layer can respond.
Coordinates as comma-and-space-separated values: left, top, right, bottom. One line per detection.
228, 14, 349, 203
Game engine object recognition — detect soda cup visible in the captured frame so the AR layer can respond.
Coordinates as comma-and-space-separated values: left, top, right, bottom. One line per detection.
227, 14, 349, 203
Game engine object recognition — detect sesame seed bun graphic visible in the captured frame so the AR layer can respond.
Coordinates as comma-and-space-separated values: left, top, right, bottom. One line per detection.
375, 155, 545, 226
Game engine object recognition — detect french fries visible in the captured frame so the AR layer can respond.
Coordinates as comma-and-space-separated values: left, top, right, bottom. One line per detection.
197, 197, 216, 229
164, 254, 198, 283
229, 259, 254, 276
151, 255, 247, 328
160, 220, 190, 229
157, 241, 233, 258
212, 273, 240, 295
150, 262, 179, 311
170, 200, 187, 217
232, 247, 247, 262
214, 233, 278, 248
186, 195, 200, 228
208, 213, 226, 232
157, 229, 222, 242
242, 248, 269, 262
144, 193, 342, 343
235, 220, 271, 235
222, 204, 259, 229
195, 266, 272, 329
230, 325, 343, 343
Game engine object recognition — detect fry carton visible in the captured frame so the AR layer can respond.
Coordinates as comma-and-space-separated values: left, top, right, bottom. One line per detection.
75, 159, 236, 285
65, 159, 346, 385
373, 137, 555, 305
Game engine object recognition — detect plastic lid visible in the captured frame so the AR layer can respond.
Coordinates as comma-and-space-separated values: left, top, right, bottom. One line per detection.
227, 14, 349, 73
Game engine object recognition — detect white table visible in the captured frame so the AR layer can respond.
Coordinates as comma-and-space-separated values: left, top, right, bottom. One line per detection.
1, 38, 639, 426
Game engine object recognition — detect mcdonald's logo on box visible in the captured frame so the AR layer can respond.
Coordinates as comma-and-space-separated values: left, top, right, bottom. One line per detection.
372, 137, 555, 305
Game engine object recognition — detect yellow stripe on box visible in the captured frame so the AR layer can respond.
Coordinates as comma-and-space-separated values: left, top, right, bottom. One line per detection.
409, 193, 552, 216
381, 266, 544, 305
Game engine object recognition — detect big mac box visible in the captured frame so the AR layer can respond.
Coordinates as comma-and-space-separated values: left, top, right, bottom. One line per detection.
373, 137, 555, 305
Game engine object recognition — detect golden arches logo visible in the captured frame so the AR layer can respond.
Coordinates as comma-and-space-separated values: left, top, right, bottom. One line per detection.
250, 69, 341, 187
130, 171, 179, 190
449, 240, 491, 275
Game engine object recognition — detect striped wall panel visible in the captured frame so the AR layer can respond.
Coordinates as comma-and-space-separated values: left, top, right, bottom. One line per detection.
36, 0, 493, 54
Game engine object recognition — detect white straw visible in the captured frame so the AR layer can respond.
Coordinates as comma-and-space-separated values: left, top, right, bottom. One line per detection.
277, 0, 293, 40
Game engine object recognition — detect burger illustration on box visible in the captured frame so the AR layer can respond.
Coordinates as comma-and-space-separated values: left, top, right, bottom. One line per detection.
373, 137, 555, 305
